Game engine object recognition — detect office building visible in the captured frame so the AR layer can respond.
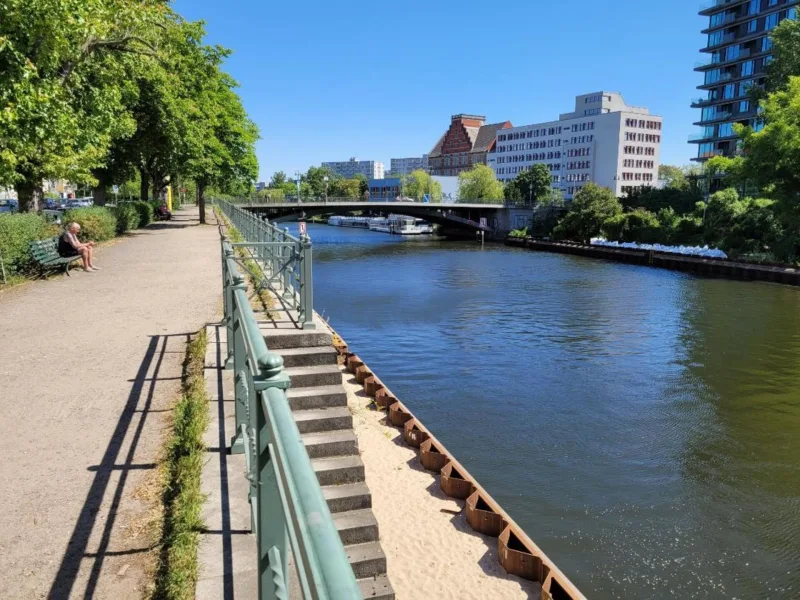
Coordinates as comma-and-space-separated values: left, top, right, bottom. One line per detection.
489, 92, 662, 199
428, 114, 512, 176
255, 181, 267, 191
389, 155, 429, 176
322, 158, 385, 179
690, 0, 798, 161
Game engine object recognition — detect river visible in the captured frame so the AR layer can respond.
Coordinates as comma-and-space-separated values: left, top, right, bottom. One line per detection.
294, 222, 800, 599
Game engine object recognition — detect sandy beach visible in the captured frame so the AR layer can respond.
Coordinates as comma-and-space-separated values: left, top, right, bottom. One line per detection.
340, 368, 541, 600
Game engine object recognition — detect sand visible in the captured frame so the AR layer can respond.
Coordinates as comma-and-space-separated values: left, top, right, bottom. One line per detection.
340, 369, 541, 600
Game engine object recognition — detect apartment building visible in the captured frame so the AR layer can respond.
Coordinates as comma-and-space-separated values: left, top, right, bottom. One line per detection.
322, 158, 385, 179
489, 92, 662, 199
428, 114, 512, 176
389, 155, 429, 176
691, 0, 798, 161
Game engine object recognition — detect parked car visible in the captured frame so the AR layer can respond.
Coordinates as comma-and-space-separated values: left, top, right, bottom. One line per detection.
0, 199, 18, 213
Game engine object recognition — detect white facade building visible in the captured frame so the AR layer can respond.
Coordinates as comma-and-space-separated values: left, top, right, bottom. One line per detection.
389, 155, 429, 176
322, 158, 385, 179
489, 92, 662, 199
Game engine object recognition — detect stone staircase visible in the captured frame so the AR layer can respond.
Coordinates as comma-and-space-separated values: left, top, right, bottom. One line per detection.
264, 322, 395, 600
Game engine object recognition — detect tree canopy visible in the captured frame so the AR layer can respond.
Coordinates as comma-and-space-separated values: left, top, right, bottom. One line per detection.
457, 164, 504, 203
553, 183, 622, 243
503, 164, 552, 204
401, 169, 442, 202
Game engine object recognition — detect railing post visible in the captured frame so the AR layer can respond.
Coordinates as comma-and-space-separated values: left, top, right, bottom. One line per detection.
299, 235, 316, 330
223, 244, 236, 369
282, 228, 294, 302
229, 273, 249, 454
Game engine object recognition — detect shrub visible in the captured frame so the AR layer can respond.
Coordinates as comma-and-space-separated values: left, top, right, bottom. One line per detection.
509, 227, 528, 238
63, 206, 117, 242
0, 213, 58, 273
132, 201, 154, 227
603, 209, 662, 244
110, 203, 140, 234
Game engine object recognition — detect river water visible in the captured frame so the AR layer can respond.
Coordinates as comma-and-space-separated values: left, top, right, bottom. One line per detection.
297, 223, 800, 599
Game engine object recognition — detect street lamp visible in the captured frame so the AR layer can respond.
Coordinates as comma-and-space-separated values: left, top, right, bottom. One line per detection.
323, 175, 329, 203
294, 170, 302, 204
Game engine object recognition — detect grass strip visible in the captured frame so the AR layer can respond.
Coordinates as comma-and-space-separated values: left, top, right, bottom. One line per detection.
151, 328, 209, 599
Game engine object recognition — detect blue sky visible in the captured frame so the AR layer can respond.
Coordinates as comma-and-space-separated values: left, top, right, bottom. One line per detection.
173, 0, 707, 181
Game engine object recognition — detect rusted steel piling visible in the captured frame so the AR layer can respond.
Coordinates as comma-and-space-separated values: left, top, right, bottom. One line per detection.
506, 236, 800, 286
334, 326, 587, 600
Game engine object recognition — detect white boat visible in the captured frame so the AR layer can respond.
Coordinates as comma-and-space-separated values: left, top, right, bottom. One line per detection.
327, 215, 371, 228
368, 214, 433, 235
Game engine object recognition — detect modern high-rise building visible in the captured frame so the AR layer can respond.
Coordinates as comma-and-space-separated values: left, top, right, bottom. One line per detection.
690, 0, 798, 161
428, 115, 512, 176
389, 155, 429, 176
489, 92, 662, 199
322, 158, 385, 179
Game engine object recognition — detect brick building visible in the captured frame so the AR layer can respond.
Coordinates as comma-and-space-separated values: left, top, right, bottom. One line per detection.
428, 114, 512, 176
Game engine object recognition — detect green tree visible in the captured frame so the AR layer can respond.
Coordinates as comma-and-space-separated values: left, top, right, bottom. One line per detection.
352, 173, 368, 198
504, 164, 552, 204
270, 171, 287, 187
305, 166, 336, 197
604, 208, 662, 244
457, 164, 504, 203
553, 183, 622, 243
328, 178, 361, 199
658, 165, 689, 190
403, 169, 442, 202
761, 17, 800, 96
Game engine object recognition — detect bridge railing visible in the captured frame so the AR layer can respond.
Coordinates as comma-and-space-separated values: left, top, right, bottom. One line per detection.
216, 199, 315, 330
219, 235, 362, 600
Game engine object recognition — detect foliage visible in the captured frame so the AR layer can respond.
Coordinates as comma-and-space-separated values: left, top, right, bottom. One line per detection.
603, 208, 662, 244
152, 328, 209, 599
622, 186, 703, 215
402, 169, 442, 202
0, 213, 57, 273
352, 173, 369, 198
63, 206, 118, 242
269, 171, 287, 187
508, 227, 528, 238
457, 164, 504, 202
110, 203, 140, 234
553, 183, 623, 243
761, 17, 800, 96
327, 178, 361, 198
303, 166, 335, 197
132, 201, 155, 227
504, 164, 552, 204
658, 165, 689, 190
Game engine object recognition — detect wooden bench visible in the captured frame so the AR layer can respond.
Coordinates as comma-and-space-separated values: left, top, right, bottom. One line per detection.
29, 237, 81, 277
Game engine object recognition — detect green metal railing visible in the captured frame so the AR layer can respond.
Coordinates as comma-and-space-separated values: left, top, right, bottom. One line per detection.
216, 199, 315, 330
219, 236, 361, 600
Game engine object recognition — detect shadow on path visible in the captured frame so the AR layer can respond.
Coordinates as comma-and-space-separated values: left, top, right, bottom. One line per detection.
48, 333, 190, 599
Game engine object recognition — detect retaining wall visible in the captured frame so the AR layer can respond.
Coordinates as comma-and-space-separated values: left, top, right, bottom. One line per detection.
330, 329, 587, 600
505, 237, 800, 287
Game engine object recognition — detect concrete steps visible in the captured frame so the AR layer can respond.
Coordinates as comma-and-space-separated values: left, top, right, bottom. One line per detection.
264, 334, 394, 600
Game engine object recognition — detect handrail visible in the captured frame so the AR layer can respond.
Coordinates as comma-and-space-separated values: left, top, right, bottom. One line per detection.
215, 199, 315, 330
219, 236, 361, 600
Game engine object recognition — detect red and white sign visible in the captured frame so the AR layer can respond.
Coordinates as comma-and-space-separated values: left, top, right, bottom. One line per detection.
298, 221, 307, 236
479, 217, 487, 228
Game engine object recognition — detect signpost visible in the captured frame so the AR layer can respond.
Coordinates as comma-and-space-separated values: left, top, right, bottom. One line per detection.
422, 194, 430, 203
112, 184, 119, 204
479, 217, 487, 246
298, 221, 307, 236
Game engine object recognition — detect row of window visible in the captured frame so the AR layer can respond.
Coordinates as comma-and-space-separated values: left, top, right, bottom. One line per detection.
707, 7, 795, 48
584, 108, 609, 116
569, 135, 594, 144
621, 172, 655, 182
567, 161, 591, 170
624, 132, 662, 143
622, 159, 655, 169
498, 126, 563, 142
567, 147, 591, 157
584, 94, 610, 104
705, 53, 772, 84
496, 152, 564, 164
624, 118, 662, 130
565, 174, 591, 183
624, 146, 656, 155
497, 138, 563, 152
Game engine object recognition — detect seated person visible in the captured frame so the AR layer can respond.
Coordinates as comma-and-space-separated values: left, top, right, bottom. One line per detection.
156, 203, 171, 219
58, 222, 99, 272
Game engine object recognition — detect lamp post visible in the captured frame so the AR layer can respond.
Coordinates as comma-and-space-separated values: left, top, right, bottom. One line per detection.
295, 170, 302, 204
323, 175, 329, 203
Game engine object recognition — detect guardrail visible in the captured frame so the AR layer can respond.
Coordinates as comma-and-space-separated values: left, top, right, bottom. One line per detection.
216, 199, 315, 330
219, 234, 362, 600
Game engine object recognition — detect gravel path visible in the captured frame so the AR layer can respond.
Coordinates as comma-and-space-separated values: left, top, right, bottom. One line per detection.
0, 206, 221, 599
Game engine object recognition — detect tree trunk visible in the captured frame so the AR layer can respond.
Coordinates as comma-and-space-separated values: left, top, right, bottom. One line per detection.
93, 185, 107, 206
140, 171, 149, 202
197, 180, 206, 224
15, 178, 43, 213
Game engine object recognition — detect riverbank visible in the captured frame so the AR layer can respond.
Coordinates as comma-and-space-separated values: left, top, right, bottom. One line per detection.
506, 236, 800, 286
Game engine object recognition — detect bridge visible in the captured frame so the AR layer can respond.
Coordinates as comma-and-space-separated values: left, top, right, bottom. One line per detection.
238, 201, 534, 237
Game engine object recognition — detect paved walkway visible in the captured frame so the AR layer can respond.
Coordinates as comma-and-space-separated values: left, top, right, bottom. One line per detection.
0, 206, 221, 599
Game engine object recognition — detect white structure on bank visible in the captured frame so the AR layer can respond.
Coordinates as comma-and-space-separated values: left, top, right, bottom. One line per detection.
322, 158, 385, 179
489, 92, 662, 199
389, 155, 429, 176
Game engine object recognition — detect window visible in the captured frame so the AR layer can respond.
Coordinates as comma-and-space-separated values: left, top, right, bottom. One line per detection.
747, 19, 758, 34
763, 36, 773, 52
748, 0, 759, 15
742, 60, 754, 76
719, 122, 734, 137
766, 13, 779, 30
740, 99, 750, 112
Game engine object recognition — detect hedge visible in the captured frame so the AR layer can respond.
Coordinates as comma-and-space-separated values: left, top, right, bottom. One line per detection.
132, 201, 154, 227
63, 206, 118, 242
0, 213, 58, 273
110, 203, 140, 234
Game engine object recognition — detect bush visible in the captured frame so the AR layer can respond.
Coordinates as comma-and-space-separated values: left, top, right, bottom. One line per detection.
603, 209, 662, 244
0, 213, 58, 273
132, 201, 154, 227
110, 203, 140, 234
63, 206, 118, 242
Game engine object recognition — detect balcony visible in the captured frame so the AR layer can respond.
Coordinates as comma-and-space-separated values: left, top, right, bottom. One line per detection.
699, 0, 749, 16
689, 132, 713, 142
